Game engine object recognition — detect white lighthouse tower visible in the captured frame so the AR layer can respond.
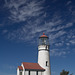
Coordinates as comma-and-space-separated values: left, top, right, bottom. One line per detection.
38, 33, 51, 75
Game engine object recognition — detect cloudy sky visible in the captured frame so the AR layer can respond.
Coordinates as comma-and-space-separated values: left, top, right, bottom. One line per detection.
0, 0, 75, 75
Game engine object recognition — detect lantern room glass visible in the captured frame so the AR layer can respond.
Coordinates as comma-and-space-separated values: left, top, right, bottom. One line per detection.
39, 37, 49, 45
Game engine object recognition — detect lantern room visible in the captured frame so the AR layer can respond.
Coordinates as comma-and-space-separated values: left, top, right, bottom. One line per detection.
39, 33, 49, 45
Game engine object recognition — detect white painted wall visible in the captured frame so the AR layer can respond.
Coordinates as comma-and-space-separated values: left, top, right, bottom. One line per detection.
38, 71, 42, 75
30, 71, 36, 75
38, 45, 51, 75
25, 71, 28, 75
17, 68, 23, 75
21, 63, 25, 75
17, 68, 19, 75
24, 71, 43, 75
17, 68, 44, 75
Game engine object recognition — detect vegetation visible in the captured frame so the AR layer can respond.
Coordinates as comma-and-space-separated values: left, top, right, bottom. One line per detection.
60, 70, 73, 75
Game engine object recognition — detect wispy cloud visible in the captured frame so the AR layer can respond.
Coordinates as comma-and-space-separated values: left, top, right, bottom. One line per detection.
70, 40, 75, 44
50, 49, 70, 56
52, 0, 58, 3
66, 1, 72, 5
55, 42, 63, 46
2, 29, 8, 34
5, 0, 44, 22
0, 24, 4, 27
66, 1, 75, 19
2, 64, 16, 70
1, 0, 75, 56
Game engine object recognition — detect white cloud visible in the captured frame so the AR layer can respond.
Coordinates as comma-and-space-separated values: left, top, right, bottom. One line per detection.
50, 49, 67, 56
5, 0, 44, 22
4, 13, 74, 45
66, 1, 72, 5
2, 30, 8, 34
6, 21, 67, 43
49, 30, 66, 40
67, 5, 75, 19
50, 22, 73, 32
50, 49, 70, 56
3, 64, 16, 70
0, 24, 4, 27
55, 42, 63, 46
72, 35, 75, 38
70, 40, 75, 44
52, 0, 58, 3
2, 0, 75, 56
66, 43, 70, 46
66, 30, 75, 45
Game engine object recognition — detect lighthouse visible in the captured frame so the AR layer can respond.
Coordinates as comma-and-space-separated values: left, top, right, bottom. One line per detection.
38, 33, 51, 75
17, 33, 51, 75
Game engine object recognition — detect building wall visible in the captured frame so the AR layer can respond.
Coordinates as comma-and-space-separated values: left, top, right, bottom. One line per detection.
17, 68, 23, 75
38, 45, 51, 75
38, 71, 42, 75
25, 71, 28, 75
25, 71, 43, 75
17, 70, 43, 75
20, 63, 44, 75
30, 71, 36, 75
21, 64, 25, 75
17, 68, 19, 75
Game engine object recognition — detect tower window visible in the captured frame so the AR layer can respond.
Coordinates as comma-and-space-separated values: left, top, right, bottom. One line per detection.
46, 61, 48, 66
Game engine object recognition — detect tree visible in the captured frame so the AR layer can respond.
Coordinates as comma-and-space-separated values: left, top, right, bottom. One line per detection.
60, 70, 69, 75
60, 70, 73, 75
70, 73, 73, 75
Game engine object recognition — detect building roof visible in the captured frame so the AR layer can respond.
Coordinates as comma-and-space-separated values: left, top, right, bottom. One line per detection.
40, 33, 48, 38
22, 62, 45, 71
18, 66, 23, 70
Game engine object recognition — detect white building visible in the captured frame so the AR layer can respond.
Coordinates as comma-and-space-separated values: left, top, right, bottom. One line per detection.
17, 33, 51, 75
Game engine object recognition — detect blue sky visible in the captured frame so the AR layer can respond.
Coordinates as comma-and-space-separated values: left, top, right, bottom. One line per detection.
0, 0, 75, 75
